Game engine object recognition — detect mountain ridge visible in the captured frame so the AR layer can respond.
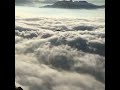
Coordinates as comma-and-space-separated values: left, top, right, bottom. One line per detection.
42, 0, 105, 9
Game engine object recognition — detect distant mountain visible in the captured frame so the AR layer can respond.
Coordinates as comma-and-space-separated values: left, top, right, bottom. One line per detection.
42, 0, 105, 9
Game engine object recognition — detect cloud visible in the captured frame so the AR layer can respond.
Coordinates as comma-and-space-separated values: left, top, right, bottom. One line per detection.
15, 17, 105, 90
15, 54, 104, 90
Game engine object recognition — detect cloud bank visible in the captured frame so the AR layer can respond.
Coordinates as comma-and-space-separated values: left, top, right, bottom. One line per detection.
15, 17, 105, 90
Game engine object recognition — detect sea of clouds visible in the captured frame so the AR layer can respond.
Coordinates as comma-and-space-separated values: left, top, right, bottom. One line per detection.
15, 16, 105, 90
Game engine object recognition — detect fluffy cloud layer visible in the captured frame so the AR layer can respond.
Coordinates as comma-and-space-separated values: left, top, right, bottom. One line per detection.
15, 16, 105, 90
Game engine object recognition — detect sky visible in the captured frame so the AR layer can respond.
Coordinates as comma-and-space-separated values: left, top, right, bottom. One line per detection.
15, 0, 105, 4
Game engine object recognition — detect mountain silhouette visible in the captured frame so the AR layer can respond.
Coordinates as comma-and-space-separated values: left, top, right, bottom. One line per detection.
42, 0, 105, 9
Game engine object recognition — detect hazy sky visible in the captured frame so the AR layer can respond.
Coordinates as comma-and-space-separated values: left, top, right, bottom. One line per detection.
15, 0, 105, 4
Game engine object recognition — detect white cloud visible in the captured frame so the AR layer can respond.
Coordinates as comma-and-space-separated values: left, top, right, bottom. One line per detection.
15, 16, 105, 90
